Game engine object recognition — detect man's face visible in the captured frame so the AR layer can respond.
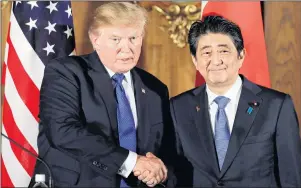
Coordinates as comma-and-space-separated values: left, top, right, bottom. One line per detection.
93, 25, 143, 73
192, 33, 245, 87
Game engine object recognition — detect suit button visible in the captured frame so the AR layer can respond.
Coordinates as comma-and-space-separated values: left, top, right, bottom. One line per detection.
102, 165, 108, 170
217, 181, 224, 186
92, 161, 98, 166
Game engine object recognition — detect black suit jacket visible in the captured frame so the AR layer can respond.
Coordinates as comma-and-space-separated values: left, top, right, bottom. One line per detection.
30, 51, 176, 187
170, 75, 301, 187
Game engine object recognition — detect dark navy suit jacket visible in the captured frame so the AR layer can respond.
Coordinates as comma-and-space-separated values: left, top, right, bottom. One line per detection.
30, 51, 176, 187
170, 75, 301, 187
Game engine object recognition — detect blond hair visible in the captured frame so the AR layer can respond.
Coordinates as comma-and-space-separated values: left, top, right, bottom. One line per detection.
88, 2, 148, 36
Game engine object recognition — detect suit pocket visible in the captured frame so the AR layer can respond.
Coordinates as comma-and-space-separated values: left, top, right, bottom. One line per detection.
77, 175, 113, 187
243, 132, 272, 144
46, 147, 80, 185
52, 165, 79, 186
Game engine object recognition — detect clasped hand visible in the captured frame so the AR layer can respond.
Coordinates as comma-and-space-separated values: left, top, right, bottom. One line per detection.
133, 152, 167, 187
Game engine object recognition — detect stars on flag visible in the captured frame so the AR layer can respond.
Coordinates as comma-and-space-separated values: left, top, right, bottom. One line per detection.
46, 1, 58, 14
27, 1, 39, 10
43, 42, 55, 56
16, 1, 75, 58
64, 25, 73, 39
65, 5, 72, 18
45, 21, 57, 35
15, 1, 22, 6
26, 17, 38, 31
3, 2, 76, 185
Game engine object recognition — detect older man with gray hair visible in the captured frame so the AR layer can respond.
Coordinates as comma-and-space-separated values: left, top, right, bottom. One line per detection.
30, 2, 176, 187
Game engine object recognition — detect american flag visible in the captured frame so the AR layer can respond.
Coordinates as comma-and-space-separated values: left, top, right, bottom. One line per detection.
1, 1, 75, 187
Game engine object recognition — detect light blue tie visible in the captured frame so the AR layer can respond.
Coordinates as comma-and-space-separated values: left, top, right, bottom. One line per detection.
214, 96, 230, 170
112, 73, 136, 188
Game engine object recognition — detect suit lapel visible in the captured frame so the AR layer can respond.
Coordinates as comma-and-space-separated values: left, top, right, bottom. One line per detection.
219, 77, 263, 178
87, 52, 118, 140
192, 86, 220, 175
131, 68, 149, 154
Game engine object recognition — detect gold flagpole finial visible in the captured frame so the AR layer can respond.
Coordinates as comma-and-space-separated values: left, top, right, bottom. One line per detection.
1, 1, 9, 10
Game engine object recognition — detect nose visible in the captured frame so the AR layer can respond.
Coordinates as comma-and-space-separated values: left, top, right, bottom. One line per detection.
119, 38, 131, 53
210, 52, 222, 65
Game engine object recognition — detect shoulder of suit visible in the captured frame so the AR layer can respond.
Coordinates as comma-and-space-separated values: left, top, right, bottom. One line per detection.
134, 67, 167, 89
240, 77, 288, 100
171, 85, 205, 102
255, 83, 288, 100
46, 53, 90, 73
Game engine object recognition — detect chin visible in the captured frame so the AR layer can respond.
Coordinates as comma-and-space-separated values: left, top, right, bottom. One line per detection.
116, 64, 136, 73
209, 77, 227, 85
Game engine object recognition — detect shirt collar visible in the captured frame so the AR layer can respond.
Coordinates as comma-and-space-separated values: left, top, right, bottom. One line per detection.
206, 76, 242, 106
104, 65, 133, 86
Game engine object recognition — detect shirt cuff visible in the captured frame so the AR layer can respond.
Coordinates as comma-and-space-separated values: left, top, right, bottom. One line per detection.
118, 151, 137, 178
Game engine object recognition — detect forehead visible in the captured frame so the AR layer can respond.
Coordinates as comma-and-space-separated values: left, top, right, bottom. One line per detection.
100, 25, 143, 37
197, 33, 235, 49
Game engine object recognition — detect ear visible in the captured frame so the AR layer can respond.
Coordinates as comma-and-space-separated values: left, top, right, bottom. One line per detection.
191, 54, 198, 68
88, 30, 102, 50
238, 48, 246, 67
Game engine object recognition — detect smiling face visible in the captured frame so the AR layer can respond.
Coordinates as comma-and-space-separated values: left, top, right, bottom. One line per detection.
192, 32, 245, 88
90, 25, 144, 73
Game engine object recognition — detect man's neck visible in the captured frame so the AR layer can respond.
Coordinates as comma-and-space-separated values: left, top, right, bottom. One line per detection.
207, 76, 239, 95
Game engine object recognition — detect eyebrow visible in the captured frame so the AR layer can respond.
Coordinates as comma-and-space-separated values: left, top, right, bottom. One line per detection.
217, 44, 230, 49
110, 35, 121, 38
110, 34, 139, 38
200, 44, 231, 51
200, 45, 211, 51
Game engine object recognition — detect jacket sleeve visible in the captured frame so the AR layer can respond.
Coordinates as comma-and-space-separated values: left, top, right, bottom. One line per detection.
156, 86, 177, 187
39, 59, 129, 178
170, 98, 184, 156
276, 94, 301, 187
169, 98, 194, 187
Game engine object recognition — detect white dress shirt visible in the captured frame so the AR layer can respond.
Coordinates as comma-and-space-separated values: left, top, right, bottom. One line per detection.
105, 66, 138, 178
206, 76, 243, 134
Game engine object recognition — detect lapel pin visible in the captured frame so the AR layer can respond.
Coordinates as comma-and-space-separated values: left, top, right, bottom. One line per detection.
247, 101, 260, 114
247, 106, 253, 114
249, 101, 260, 107
196, 106, 200, 112
141, 88, 146, 94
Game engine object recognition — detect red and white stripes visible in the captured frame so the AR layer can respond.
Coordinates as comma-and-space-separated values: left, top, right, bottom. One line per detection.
1, 9, 44, 187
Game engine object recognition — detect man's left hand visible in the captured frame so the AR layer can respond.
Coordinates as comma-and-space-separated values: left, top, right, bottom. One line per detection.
133, 152, 167, 187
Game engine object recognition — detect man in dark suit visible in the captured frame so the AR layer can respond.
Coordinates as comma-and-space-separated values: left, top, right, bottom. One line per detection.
170, 15, 301, 187
30, 2, 175, 187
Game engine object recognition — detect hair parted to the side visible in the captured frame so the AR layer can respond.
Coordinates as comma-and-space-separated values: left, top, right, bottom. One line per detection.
88, 2, 148, 36
188, 15, 244, 58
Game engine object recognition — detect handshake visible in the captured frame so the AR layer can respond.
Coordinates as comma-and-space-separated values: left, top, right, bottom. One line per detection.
132, 152, 167, 187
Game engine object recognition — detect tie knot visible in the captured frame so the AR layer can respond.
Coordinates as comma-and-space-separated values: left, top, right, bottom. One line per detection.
112, 73, 125, 85
214, 96, 230, 109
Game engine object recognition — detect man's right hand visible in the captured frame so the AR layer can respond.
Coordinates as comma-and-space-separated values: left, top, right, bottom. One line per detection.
133, 152, 167, 187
